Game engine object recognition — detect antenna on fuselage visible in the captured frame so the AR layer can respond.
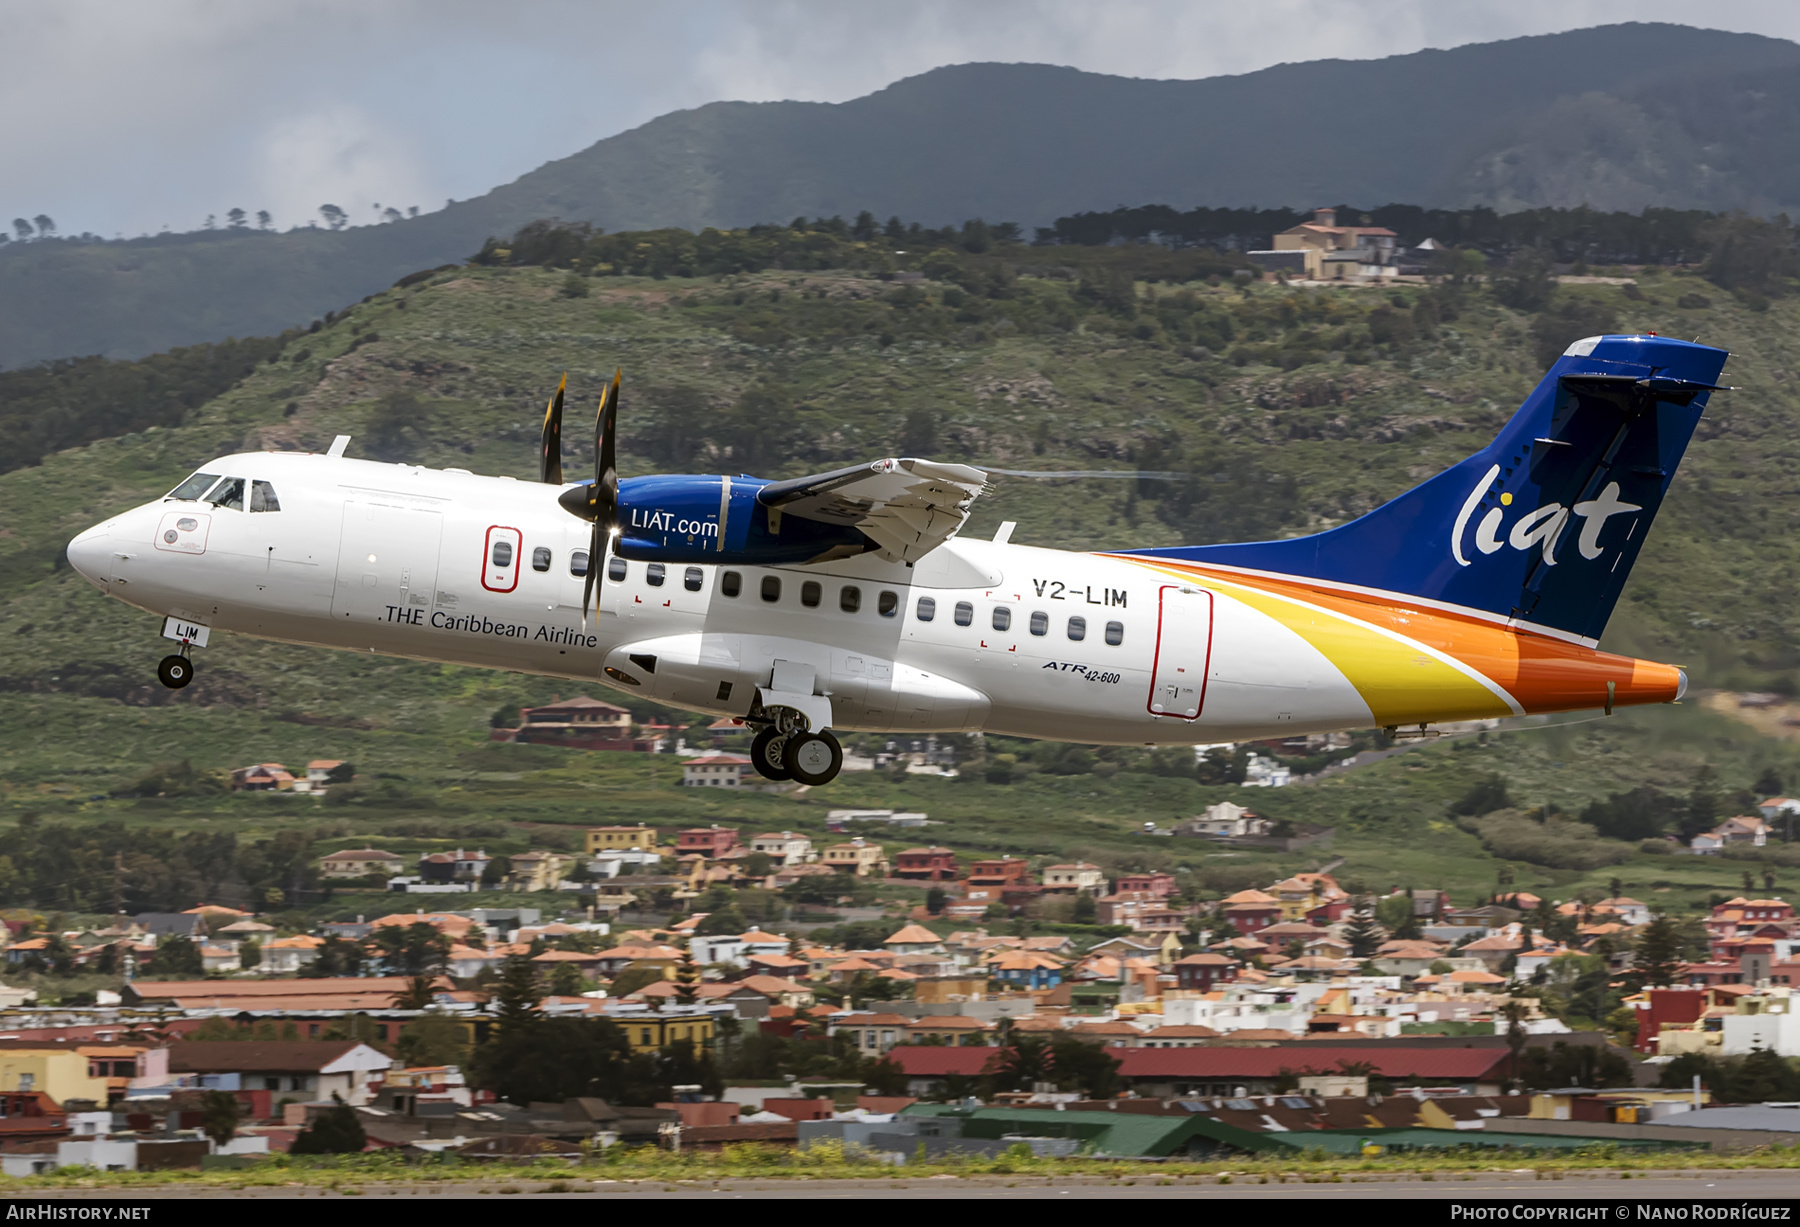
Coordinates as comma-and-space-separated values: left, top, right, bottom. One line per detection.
326, 435, 351, 458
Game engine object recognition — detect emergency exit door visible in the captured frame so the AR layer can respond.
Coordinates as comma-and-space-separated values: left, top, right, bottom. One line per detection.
1148, 585, 1213, 720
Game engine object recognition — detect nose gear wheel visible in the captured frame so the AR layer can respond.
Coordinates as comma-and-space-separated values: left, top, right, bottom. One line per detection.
157, 654, 194, 689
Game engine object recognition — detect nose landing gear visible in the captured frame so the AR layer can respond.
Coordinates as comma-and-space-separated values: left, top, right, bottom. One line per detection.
157, 653, 194, 689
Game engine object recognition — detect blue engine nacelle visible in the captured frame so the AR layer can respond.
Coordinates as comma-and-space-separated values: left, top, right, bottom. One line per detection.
606, 474, 874, 566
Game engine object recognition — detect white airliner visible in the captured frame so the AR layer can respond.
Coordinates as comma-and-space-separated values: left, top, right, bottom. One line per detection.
67, 335, 1727, 787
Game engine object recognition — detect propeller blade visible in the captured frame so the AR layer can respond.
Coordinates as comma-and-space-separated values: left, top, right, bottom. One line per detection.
595, 367, 620, 525
582, 519, 601, 626
581, 368, 621, 626
536, 372, 565, 482
539, 372, 566, 484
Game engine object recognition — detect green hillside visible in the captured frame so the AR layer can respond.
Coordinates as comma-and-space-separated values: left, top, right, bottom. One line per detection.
3, 246, 1799, 919
8, 23, 1800, 368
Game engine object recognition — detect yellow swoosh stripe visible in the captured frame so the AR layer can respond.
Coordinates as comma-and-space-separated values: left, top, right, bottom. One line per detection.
1132, 562, 1518, 726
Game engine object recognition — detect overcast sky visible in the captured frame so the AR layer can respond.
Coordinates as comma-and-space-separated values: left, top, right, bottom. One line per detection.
7, 0, 1800, 240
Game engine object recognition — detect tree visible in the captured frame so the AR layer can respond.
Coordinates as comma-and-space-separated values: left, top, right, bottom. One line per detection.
1072, 893, 1097, 925
864, 1054, 908, 1096
1499, 999, 1531, 1084
154, 934, 203, 976
396, 1011, 471, 1068
288, 1095, 366, 1154
672, 951, 700, 1005
1682, 766, 1722, 842
1049, 1033, 1121, 1099
1634, 913, 1684, 985
319, 204, 348, 231
372, 921, 449, 976
472, 1016, 665, 1106
1344, 902, 1384, 959
255, 210, 272, 230
238, 939, 261, 971
1755, 766, 1784, 797
12, 219, 30, 242
1451, 773, 1511, 816
200, 1090, 240, 1147
694, 906, 748, 936
1489, 247, 1555, 312
491, 954, 542, 1028
989, 1033, 1052, 1093
1517, 1040, 1633, 1090
606, 965, 668, 999
31, 214, 55, 238
548, 960, 588, 997
226, 208, 248, 229
390, 974, 438, 1010
925, 887, 947, 916
303, 934, 365, 978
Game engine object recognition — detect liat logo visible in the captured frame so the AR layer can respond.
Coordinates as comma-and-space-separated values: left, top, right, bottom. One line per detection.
1451, 464, 1640, 568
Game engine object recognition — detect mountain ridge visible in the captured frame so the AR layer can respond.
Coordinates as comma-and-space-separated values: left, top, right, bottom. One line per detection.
5, 22, 1800, 368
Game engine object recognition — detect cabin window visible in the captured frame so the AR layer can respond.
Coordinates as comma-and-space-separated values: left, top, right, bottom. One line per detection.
491, 540, 513, 568
801, 580, 821, 607
954, 601, 973, 626
606, 555, 626, 582
1105, 620, 1124, 646
878, 590, 899, 618
1029, 611, 1048, 636
684, 567, 703, 592
840, 585, 862, 614
570, 550, 590, 577
721, 571, 741, 597
916, 596, 936, 622
1067, 615, 1087, 641
249, 480, 282, 512
531, 546, 552, 572
992, 606, 1011, 632
167, 472, 220, 501
646, 562, 665, 587
761, 575, 781, 602
207, 477, 245, 511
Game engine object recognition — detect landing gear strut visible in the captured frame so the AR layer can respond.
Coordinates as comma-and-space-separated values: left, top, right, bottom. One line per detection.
157, 652, 194, 690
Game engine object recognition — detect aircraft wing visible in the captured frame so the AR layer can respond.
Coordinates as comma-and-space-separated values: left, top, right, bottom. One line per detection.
755, 458, 990, 563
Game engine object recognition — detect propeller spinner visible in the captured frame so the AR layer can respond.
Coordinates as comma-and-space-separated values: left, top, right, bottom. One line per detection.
554, 368, 622, 622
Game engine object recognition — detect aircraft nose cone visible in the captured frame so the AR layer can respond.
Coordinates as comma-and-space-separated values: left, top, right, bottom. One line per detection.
67, 526, 112, 590
1675, 669, 1689, 702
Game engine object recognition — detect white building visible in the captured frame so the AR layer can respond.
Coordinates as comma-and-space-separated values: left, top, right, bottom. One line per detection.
688, 935, 747, 968
1242, 753, 1292, 788
1178, 801, 1270, 839
750, 831, 815, 866
681, 754, 756, 787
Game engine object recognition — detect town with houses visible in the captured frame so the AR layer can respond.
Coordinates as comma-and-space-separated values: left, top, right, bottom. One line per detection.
2, 786, 1800, 1173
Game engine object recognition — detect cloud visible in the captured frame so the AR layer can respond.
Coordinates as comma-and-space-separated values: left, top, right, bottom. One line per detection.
254, 107, 433, 230
3, 0, 1799, 238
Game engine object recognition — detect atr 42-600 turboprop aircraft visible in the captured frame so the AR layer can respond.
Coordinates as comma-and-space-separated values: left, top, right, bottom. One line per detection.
67, 333, 1726, 787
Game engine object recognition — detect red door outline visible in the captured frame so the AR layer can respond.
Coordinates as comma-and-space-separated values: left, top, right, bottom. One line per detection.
482, 525, 522, 593
1147, 583, 1214, 720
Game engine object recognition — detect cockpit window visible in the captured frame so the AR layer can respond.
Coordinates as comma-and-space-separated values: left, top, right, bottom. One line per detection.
250, 480, 281, 512
206, 477, 246, 511
167, 472, 220, 501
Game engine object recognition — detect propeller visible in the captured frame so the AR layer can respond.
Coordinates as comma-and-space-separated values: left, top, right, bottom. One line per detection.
539, 372, 567, 484
556, 368, 622, 623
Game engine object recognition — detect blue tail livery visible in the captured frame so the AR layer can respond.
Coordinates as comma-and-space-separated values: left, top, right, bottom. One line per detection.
1125, 334, 1729, 645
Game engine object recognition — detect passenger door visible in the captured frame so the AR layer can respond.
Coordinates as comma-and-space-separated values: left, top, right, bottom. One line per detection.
1148, 584, 1213, 720
332, 500, 444, 623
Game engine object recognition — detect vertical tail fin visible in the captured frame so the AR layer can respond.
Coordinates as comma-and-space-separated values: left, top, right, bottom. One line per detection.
1130, 334, 1728, 644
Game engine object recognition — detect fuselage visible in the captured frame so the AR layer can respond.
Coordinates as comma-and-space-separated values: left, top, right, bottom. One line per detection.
66, 450, 1683, 744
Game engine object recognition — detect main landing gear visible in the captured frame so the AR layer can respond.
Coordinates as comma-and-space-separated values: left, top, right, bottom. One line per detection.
750, 722, 843, 787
